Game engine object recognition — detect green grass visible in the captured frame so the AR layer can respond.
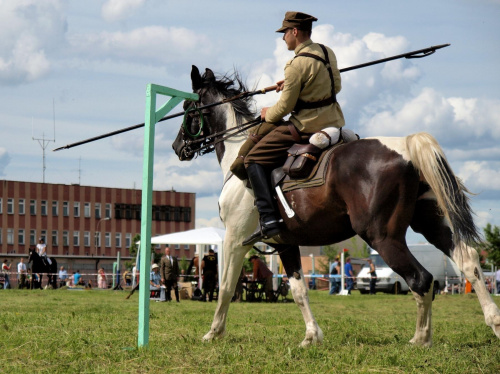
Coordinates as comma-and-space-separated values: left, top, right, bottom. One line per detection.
0, 289, 499, 373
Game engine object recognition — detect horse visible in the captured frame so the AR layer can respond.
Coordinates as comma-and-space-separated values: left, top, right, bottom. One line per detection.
27, 248, 58, 289
172, 65, 500, 347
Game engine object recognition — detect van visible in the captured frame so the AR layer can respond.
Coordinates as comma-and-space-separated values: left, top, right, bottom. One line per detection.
357, 244, 462, 294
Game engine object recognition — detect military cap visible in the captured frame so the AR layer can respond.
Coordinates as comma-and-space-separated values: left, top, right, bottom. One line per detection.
276, 11, 318, 33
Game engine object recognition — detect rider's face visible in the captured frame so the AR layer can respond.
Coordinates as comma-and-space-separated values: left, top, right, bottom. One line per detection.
283, 28, 297, 51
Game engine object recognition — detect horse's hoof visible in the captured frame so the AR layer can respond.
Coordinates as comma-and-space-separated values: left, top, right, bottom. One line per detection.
202, 329, 225, 342
485, 305, 500, 339
409, 336, 432, 347
300, 327, 324, 347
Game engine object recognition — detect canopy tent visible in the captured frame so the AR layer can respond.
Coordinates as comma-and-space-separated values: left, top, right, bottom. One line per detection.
138, 227, 226, 287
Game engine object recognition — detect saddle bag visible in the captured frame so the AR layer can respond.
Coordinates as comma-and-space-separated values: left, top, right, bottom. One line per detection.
283, 143, 322, 179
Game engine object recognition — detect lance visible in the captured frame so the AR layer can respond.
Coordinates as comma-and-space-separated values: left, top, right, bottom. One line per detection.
53, 43, 449, 152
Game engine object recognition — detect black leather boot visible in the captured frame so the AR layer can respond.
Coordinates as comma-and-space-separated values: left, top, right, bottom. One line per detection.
242, 164, 281, 246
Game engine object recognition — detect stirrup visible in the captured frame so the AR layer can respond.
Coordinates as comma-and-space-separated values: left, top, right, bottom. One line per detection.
242, 220, 281, 246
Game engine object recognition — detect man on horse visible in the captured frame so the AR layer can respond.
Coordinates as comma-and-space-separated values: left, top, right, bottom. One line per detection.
242, 11, 345, 245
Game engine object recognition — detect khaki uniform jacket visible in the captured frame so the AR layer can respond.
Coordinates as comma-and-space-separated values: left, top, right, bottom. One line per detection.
265, 39, 345, 133
161, 255, 179, 281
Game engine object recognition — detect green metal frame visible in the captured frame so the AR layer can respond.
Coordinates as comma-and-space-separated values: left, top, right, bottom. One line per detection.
138, 84, 198, 348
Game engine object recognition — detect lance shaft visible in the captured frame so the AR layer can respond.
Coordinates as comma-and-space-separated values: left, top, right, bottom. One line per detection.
53, 43, 450, 152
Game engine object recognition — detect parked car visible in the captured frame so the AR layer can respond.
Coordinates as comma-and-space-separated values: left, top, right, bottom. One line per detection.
357, 244, 462, 294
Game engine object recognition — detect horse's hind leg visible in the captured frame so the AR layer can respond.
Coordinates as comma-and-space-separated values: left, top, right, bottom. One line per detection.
278, 244, 323, 347
412, 197, 500, 339
372, 238, 434, 347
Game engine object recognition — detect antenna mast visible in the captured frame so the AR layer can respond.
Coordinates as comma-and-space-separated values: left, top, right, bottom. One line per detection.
32, 98, 56, 183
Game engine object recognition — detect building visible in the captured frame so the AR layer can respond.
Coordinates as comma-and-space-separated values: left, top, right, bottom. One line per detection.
0, 180, 196, 280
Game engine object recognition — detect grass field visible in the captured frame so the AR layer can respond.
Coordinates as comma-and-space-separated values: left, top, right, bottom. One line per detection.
1, 289, 499, 374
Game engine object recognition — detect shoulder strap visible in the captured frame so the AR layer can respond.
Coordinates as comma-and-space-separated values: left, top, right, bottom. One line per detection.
293, 44, 337, 112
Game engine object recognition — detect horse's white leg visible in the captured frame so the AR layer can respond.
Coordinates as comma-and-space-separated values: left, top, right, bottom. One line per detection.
409, 282, 433, 347
452, 243, 500, 338
202, 238, 248, 342
288, 270, 323, 347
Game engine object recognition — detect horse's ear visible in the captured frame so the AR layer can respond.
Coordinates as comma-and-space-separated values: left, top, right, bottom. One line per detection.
191, 65, 202, 90
204, 68, 215, 83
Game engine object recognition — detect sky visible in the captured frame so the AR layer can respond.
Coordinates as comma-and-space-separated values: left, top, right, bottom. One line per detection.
1, 0, 499, 245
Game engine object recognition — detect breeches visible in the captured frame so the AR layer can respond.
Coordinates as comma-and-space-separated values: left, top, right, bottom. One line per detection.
244, 123, 310, 172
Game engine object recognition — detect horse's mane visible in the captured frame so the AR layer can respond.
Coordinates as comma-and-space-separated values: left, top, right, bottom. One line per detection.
201, 70, 256, 124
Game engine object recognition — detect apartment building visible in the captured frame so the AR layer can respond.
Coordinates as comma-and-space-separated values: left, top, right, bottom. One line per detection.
0, 180, 196, 261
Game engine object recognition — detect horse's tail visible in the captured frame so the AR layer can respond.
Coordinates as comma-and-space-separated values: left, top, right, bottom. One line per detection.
405, 132, 480, 245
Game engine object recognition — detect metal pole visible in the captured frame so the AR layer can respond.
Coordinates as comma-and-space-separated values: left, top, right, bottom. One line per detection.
137, 84, 198, 348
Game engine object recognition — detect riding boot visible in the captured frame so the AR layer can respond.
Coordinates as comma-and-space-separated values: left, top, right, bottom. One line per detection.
242, 163, 281, 246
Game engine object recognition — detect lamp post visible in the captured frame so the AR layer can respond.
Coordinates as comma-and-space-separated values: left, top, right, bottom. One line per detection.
309, 253, 315, 290
95, 217, 110, 256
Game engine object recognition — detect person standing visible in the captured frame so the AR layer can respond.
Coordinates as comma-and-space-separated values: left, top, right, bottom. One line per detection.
2, 259, 11, 289
241, 11, 345, 246
329, 256, 340, 295
98, 268, 107, 289
201, 249, 218, 302
345, 257, 355, 295
496, 268, 500, 295
58, 266, 68, 288
17, 257, 27, 289
367, 258, 377, 295
160, 247, 180, 302
250, 255, 274, 301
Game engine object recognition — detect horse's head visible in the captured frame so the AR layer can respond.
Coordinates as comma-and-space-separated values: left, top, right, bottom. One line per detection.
172, 65, 219, 161
172, 65, 255, 163
27, 248, 37, 263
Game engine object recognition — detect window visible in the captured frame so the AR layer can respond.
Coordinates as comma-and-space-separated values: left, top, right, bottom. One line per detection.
84, 202, 91, 218
182, 207, 191, 222
41, 200, 48, 216
7, 198, 14, 214
52, 201, 58, 216
84, 231, 90, 247
115, 233, 121, 248
63, 202, 69, 217
40, 230, 46, 243
18, 229, 25, 245
95, 232, 101, 248
105, 203, 112, 218
174, 244, 180, 249
30, 230, 37, 246
95, 203, 101, 219
30, 200, 36, 215
73, 231, 79, 246
7, 228, 14, 245
105, 232, 111, 247
62, 231, 69, 246
125, 233, 131, 248
73, 202, 80, 217
52, 230, 58, 246
184, 244, 190, 250
0, 229, 2, 244
19, 199, 25, 215
0, 198, 2, 213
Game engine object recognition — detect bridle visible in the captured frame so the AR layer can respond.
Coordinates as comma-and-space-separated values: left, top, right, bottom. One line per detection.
179, 98, 262, 159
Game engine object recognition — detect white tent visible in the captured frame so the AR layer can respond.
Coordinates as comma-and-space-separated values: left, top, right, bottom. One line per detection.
145, 227, 226, 287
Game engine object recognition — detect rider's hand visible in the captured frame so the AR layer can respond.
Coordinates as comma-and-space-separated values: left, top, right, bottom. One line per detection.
261, 107, 268, 121
275, 80, 285, 92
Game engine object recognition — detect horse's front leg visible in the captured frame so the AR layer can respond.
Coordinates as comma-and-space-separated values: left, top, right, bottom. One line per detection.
279, 245, 323, 347
409, 282, 434, 347
453, 243, 500, 339
202, 237, 249, 342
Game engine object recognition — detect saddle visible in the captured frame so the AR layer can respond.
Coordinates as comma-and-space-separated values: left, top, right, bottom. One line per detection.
272, 127, 359, 193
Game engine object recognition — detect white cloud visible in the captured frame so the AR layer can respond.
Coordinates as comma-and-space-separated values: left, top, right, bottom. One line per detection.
69, 26, 213, 65
457, 161, 500, 191
0, 0, 67, 84
0, 148, 11, 175
101, 0, 146, 22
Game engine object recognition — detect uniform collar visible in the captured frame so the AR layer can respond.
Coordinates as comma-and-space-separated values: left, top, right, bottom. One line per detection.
294, 39, 313, 55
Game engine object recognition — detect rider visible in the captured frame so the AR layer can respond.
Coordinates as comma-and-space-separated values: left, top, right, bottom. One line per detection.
36, 237, 52, 267
242, 11, 345, 246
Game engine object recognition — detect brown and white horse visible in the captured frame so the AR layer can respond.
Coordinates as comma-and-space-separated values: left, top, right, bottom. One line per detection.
172, 66, 500, 347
